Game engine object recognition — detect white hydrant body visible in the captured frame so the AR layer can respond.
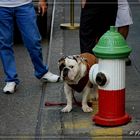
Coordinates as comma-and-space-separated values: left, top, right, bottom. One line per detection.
90, 59, 125, 90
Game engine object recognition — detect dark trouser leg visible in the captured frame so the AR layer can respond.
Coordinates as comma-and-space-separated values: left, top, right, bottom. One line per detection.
80, 0, 118, 54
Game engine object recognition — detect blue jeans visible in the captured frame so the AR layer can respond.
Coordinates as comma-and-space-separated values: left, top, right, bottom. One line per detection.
0, 3, 48, 84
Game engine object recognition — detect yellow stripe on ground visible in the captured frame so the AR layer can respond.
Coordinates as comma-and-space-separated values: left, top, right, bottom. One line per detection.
90, 127, 122, 136
64, 120, 91, 129
90, 128, 122, 140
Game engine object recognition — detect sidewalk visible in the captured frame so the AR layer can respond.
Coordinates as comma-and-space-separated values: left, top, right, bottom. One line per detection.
0, 0, 140, 139
40, 0, 140, 139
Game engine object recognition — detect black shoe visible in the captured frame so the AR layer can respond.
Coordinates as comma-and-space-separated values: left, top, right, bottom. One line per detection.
125, 58, 131, 66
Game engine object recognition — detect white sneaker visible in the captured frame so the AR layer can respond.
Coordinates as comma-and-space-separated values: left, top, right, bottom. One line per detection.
41, 71, 60, 83
3, 82, 17, 94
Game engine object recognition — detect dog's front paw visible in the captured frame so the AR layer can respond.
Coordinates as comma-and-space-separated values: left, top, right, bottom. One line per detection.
82, 105, 93, 112
61, 105, 72, 112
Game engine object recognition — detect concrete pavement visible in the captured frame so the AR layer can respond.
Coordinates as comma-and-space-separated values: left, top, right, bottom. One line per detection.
0, 0, 140, 139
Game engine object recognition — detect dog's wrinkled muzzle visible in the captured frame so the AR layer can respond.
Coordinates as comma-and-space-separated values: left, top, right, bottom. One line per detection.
63, 67, 69, 79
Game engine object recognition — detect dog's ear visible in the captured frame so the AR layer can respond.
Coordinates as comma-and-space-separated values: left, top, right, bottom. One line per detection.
58, 57, 66, 72
58, 56, 66, 67
73, 55, 87, 64
58, 57, 65, 64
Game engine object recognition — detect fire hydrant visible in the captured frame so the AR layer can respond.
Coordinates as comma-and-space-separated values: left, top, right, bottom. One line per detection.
89, 26, 132, 126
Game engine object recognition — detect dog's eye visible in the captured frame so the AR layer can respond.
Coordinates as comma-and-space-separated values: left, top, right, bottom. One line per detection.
69, 66, 74, 68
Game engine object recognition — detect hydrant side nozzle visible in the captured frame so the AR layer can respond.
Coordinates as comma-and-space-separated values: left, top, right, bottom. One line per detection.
96, 72, 107, 86
89, 64, 99, 85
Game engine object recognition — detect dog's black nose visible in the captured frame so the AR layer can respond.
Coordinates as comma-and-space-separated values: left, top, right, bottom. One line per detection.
63, 67, 69, 77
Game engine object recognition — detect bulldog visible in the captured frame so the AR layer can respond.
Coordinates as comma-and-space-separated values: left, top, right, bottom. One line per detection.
58, 53, 98, 112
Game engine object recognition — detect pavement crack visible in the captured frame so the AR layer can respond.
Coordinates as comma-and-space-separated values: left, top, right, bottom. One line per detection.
35, 83, 47, 140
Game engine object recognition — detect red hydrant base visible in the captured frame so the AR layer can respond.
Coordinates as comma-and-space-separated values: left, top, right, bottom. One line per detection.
92, 113, 131, 126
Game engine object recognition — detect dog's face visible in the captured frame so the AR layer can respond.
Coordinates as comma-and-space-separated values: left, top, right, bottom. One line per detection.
58, 55, 86, 83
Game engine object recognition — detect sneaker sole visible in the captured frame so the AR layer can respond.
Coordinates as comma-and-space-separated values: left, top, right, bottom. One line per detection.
4, 91, 15, 94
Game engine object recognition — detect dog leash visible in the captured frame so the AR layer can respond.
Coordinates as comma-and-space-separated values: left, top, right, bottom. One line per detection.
45, 92, 92, 107
45, 93, 81, 107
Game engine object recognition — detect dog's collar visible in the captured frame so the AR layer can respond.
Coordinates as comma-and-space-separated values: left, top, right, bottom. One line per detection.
68, 64, 90, 93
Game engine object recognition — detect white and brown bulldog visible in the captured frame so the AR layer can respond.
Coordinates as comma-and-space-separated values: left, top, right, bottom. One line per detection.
58, 53, 98, 112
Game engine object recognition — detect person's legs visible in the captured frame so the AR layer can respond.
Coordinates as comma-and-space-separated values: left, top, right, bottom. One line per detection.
118, 25, 129, 39
80, 4, 105, 54
80, 8, 98, 54
80, 0, 118, 54
0, 7, 19, 93
0, 7, 19, 84
15, 3, 60, 82
118, 25, 131, 65
15, 3, 48, 79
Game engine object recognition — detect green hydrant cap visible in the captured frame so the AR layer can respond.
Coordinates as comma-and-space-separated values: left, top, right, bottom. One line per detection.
93, 26, 132, 59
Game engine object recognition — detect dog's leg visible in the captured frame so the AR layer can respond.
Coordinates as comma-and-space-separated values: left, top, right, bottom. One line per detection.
95, 85, 98, 100
82, 88, 93, 112
89, 85, 98, 101
61, 83, 73, 112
